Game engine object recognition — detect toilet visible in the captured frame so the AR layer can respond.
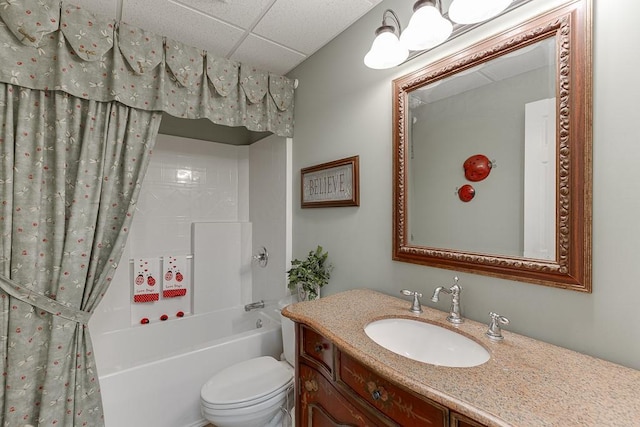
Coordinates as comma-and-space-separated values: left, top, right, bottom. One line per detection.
200, 302, 296, 427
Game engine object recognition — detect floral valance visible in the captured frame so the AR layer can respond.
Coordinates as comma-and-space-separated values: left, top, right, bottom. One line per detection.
0, 0, 294, 137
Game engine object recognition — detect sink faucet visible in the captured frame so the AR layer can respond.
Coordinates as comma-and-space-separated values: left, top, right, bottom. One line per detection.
431, 276, 463, 324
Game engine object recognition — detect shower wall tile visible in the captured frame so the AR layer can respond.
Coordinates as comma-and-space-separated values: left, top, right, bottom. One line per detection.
90, 134, 248, 334
192, 222, 252, 313
132, 135, 242, 254
249, 135, 291, 303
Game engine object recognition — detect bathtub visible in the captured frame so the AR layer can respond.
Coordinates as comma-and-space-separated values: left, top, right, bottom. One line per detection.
96, 306, 284, 427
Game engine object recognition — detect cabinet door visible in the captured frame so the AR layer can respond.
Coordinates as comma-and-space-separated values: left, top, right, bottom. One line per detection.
307, 404, 356, 427
299, 363, 379, 427
451, 411, 487, 427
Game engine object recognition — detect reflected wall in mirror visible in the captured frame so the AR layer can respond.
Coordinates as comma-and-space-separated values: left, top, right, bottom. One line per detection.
392, 0, 592, 292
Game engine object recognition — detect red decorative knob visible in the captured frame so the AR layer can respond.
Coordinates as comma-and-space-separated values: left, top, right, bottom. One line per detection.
176, 311, 184, 318
457, 184, 476, 202
463, 154, 492, 182
160, 314, 168, 321
140, 318, 150, 325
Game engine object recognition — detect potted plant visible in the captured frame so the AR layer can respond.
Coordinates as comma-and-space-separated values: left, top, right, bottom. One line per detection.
287, 245, 333, 301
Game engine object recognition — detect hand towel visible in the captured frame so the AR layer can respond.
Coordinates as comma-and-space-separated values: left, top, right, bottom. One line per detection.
132, 257, 160, 303
162, 255, 189, 298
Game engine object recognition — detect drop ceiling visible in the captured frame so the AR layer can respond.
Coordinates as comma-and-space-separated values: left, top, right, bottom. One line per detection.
72, 0, 384, 76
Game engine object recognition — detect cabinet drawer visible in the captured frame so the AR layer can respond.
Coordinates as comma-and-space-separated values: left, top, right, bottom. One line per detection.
338, 351, 448, 426
301, 325, 334, 375
299, 363, 379, 427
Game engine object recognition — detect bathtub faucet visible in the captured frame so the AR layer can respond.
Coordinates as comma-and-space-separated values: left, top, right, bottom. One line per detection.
244, 300, 265, 311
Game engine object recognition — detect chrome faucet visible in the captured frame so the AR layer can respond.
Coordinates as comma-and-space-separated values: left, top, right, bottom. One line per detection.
244, 300, 265, 311
431, 276, 463, 324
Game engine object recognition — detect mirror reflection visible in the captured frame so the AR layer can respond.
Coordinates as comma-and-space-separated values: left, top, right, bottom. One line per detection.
392, 0, 592, 291
407, 38, 557, 260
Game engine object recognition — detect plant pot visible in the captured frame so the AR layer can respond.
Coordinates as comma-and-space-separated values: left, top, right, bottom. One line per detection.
296, 283, 321, 301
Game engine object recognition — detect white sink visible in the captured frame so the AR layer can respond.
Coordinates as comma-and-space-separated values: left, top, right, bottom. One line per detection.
364, 318, 490, 368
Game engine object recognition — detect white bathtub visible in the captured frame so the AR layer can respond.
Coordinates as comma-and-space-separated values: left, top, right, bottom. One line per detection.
96, 306, 284, 427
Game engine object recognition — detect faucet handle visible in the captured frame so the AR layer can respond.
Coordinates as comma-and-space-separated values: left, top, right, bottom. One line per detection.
400, 289, 423, 314
486, 312, 510, 341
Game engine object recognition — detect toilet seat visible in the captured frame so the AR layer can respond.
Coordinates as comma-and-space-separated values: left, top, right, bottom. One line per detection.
202, 390, 288, 418
201, 378, 292, 410
201, 356, 293, 409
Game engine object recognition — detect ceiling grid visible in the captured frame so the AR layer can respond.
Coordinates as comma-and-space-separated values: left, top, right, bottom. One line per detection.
72, 0, 383, 75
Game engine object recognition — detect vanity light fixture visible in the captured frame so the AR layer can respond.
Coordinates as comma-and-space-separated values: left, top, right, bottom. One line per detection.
365, 0, 514, 69
400, 0, 452, 51
364, 9, 409, 69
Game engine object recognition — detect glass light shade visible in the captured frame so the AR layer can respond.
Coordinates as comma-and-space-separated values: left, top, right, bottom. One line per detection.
364, 29, 409, 69
400, 4, 453, 51
448, 0, 513, 24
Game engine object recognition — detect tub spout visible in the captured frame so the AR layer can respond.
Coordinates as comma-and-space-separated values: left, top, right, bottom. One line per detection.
244, 300, 265, 311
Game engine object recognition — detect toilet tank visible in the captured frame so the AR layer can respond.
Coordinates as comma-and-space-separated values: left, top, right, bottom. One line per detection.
278, 298, 296, 366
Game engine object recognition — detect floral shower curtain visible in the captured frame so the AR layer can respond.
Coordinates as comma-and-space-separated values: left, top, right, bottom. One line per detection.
0, 83, 161, 425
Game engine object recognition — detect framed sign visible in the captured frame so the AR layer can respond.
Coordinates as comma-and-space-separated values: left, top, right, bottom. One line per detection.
301, 156, 359, 208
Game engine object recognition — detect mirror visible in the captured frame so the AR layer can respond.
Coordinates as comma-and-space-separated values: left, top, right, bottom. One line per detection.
392, 0, 592, 291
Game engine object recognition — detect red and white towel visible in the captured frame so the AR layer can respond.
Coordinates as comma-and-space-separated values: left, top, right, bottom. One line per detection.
133, 258, 160, 303
162, 255, 188, 298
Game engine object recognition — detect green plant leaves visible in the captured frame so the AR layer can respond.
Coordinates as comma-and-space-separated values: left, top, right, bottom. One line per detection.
287, 245, 333, 293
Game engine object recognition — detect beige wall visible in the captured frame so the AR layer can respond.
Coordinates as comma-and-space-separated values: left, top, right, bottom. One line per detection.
289, 0, 640, 370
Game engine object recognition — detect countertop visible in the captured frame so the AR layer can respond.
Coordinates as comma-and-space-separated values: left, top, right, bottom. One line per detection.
281, 289, 640, 427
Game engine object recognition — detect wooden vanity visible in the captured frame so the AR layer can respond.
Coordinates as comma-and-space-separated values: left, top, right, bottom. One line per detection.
282, 289, 640, 427
298, 323, 482, 426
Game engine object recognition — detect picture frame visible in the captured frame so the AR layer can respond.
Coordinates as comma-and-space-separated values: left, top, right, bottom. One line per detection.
301, 156, 359, 208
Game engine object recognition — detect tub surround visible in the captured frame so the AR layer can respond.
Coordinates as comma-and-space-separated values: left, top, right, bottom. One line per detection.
282, 289, 640, 426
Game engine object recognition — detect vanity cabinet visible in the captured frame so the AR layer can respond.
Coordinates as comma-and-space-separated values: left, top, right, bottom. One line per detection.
296, 323, 487, 427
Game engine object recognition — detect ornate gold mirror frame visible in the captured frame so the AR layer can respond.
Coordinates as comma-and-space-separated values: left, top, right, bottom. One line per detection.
392, 0, 592, 291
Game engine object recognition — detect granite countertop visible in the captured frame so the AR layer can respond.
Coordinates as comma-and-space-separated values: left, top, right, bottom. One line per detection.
282, 289, 640, 427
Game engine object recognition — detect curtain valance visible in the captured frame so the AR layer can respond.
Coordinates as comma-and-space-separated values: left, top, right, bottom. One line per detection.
0, 0, 295, 137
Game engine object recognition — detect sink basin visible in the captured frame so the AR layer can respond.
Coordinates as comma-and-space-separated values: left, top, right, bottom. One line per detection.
364, 318, 490, 367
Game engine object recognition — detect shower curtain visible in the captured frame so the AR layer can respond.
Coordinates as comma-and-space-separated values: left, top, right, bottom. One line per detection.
0, 83, 161, 425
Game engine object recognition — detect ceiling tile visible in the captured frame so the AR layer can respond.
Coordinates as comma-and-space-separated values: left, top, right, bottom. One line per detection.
253, 0, 379, 55
170, 0, 276, 29
230, 34, 307, 75
121, 0, 245, 57
71, 0, 385, 76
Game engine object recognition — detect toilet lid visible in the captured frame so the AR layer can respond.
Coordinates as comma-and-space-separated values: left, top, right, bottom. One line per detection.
201, 356, 293, 406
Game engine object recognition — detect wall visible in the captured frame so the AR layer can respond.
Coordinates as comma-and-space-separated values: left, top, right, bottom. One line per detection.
410, 67, 551, 254
288, 0, 640, 370
249, 134, 293, 303
90, 132, 290, 358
